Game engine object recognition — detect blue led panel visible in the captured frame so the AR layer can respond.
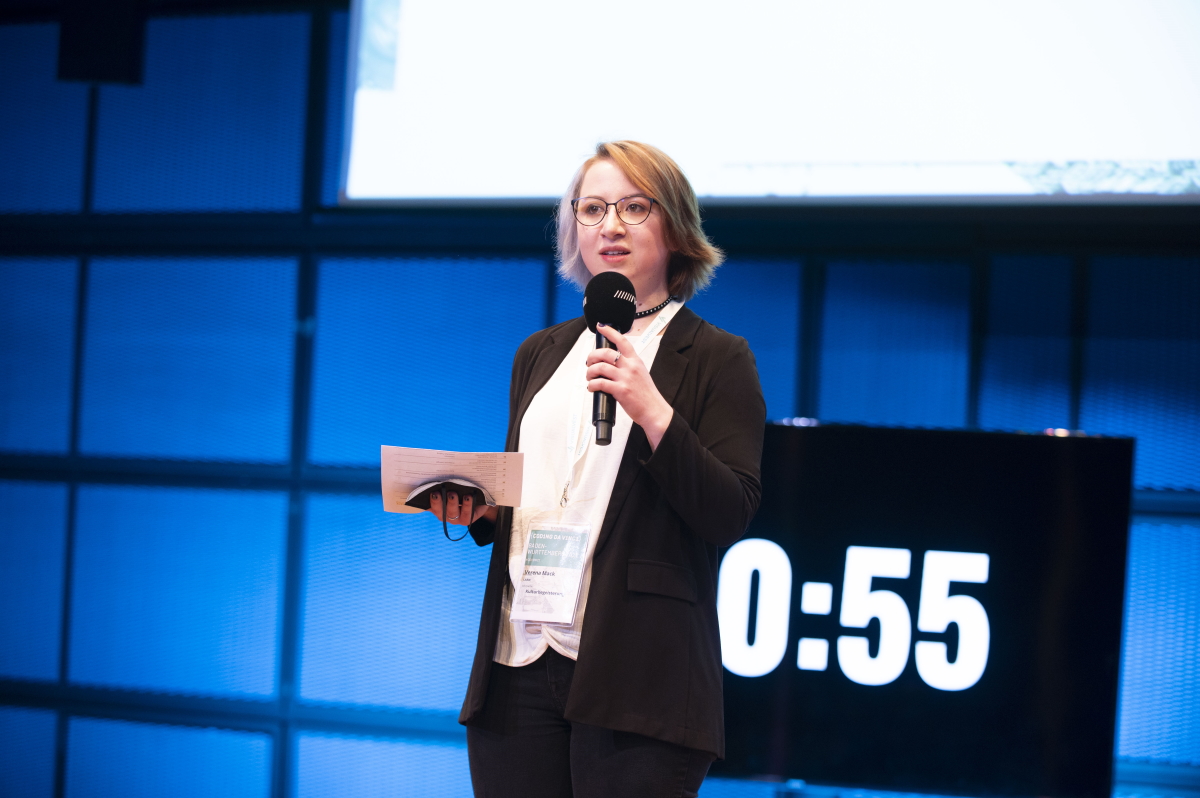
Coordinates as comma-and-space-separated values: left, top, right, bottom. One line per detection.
819, 262, 970, 427
978, 256, 1072, 431
0, 258, 76, 453
0, 480, 67, 681
300, 494, 491, 711
689, 259, 800, 421
0, 706, 56, 798
69, 485, 285, 697
92, 14, 308, 212
79, 257, 295, 461
698, 781, 969, 798
0, 24, 88, 213
66, 718, 271, 798
309, 257, 546, 464
323, 11, 349, 207
1117, 521, 1200, 764
700, 779, 780, 797
1081, 257, 1200, 489
296, 732, 472, 798
553, 276, 583, 325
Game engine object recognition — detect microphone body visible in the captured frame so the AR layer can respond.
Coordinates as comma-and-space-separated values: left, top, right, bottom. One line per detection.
582, 272, 638, 446
592, 333, 618, 445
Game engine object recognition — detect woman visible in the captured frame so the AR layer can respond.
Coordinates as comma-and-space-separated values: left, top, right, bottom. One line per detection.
430, 141, 766, 798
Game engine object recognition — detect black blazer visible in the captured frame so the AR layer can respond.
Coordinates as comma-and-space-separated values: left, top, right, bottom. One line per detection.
459, 305, 766, 758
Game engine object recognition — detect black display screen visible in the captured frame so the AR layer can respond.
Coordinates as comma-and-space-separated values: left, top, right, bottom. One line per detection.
711, 425, 1133, 798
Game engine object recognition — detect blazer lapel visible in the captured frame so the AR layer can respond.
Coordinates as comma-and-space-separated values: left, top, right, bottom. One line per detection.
648, 304, 701, 412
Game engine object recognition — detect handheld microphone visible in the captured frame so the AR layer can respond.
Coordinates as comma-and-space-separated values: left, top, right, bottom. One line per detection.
583, 272, 637, 445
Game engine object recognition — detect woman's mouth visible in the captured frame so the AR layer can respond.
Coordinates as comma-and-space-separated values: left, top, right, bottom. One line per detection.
600, 248, 630, 263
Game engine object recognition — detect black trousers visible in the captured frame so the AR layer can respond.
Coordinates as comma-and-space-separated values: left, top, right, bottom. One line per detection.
466, 647, 714, 798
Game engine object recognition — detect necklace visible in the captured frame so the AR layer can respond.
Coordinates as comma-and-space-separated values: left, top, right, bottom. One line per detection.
634, 296, 676, 318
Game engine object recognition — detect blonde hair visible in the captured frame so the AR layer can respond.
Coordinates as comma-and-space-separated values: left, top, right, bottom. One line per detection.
555, 141, 724, 302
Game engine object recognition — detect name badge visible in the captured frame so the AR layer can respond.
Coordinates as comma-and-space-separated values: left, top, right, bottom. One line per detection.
509, 522, 592, 625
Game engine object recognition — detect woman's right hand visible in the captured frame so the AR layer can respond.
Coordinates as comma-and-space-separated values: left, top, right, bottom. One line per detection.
429, 490, 497, 527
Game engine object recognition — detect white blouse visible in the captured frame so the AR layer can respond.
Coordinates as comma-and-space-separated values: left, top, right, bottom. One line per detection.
492, 301, 681, 667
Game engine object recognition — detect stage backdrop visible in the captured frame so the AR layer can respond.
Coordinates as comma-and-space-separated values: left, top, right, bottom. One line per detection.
0, 9, 1198, 798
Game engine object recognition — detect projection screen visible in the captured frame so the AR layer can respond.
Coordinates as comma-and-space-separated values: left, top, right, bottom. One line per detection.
341, 0, 1200, 204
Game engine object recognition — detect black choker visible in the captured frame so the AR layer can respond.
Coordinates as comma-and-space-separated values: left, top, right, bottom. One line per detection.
634, 296, 676, 318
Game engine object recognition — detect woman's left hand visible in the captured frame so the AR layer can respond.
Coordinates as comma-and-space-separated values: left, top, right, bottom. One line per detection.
586, 324, 674, 451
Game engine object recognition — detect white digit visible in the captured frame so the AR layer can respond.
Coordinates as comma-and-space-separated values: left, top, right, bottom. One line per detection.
915, 551, 990, 691
717, 538, 792, 677
836, 546, 912, 686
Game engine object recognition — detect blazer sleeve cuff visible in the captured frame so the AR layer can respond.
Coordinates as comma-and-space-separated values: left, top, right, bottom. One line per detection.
640, 410, 691, 473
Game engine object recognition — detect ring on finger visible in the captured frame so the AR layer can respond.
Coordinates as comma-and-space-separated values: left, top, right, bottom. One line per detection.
614, 352, 622, 364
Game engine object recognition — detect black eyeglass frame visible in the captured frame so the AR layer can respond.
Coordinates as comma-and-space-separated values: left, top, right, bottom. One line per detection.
570, 195, 658, 226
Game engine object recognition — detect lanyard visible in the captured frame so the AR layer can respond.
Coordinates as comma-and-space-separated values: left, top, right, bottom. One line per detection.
559, 300, 683, 508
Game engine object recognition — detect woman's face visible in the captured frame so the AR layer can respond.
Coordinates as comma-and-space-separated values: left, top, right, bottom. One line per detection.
576, 159, 672, 300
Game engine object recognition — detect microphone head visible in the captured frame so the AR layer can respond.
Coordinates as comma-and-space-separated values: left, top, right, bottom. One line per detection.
583, 272, 637, 334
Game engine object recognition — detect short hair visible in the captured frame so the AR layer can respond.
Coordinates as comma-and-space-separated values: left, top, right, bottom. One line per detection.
555, 141, 724, 302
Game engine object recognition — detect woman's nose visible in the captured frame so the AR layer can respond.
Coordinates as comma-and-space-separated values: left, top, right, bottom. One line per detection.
599, 206, 625, 236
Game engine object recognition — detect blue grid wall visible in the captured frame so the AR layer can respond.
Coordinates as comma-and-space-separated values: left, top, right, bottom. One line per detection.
555, 259, 801, 420
0, 258, 77, 453
92, 14, 309, 212
553, 275, 583, 326
978, 256, 1073, 432
0, 23, 89, 213
296, 732, 472, 798
308, 257, 546, 464
69, 485, 286, 697
690, 259, 801, 421
79, 257, 296, 462
1081, 257, 1200, 489
0, 480, 67, 682
0, 705, 57, 798
65, 717, 271, 798
819, 262, 970, 427
299, 494, 491, 711
1117, 521, 1200, 765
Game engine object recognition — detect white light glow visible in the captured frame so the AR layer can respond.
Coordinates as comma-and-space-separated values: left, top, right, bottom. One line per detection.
718, 538, 793, 678
345, 0, 1200, 202
801, 582, 834, 615
837, 546, 913, 686
915, 550, 991, 691
797, 637, 830, 671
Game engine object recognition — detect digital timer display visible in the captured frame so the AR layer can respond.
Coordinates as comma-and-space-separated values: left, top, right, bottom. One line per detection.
712, 425, 1133, 798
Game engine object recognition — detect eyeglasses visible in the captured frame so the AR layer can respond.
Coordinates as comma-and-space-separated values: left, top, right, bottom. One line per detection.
571, 195, 657, 226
